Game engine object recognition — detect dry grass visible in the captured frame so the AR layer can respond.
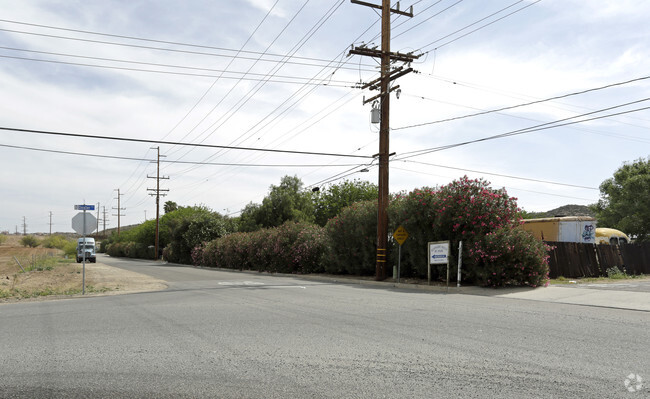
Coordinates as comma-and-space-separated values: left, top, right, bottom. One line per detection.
0, 235, 166, 302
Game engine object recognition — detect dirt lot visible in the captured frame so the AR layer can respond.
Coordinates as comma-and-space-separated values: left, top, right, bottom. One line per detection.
0, 235, 166, 304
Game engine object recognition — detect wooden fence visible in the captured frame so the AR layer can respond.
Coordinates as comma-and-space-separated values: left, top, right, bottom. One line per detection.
546, 241, 650, 278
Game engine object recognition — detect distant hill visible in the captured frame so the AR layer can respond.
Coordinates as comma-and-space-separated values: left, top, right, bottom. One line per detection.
524, 204, 595, 219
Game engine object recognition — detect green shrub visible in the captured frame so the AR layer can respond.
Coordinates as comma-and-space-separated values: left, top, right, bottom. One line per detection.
164, 211, 228, 264
193, 221, 328, 274
468, 227, 550, 287
63, 241, 77, 258
606, 266, 626, 279
20, 235, 40, 248
41, 234, 71, 250
0, 234, 7, 245
323, 200, 378, 275
103, 206, 233, 262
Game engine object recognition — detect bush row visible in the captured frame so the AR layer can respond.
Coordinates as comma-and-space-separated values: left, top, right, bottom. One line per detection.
103, 206, 232, 263
192, 177, 551, 287
193, 221, 328, 274
105, 241, 155, 259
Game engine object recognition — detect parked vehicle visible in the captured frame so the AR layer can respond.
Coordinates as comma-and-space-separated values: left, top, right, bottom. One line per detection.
76, 237, 96, 263
595, 227, 630, 245
521, 216, 597, 243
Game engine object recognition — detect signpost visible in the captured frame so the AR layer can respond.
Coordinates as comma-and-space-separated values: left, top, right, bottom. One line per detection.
393, 226, 408, 245
393, 226, 409, 283
428, 241, 450, 286
72, 204, 96, 295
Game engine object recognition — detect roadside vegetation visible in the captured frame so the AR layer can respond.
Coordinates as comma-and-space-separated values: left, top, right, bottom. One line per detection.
0, 235, 107, 300
106, 175, 551, 288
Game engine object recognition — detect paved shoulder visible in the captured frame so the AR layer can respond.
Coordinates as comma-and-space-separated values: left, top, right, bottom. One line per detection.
487, 285, 650, 311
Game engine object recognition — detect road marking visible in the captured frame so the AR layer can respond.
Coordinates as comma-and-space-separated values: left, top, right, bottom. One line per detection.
218, 281, 265, 286
217, 281, 306, 289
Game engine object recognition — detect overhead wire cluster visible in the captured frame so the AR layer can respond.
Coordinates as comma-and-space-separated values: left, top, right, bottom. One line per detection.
2, 0, 647, 224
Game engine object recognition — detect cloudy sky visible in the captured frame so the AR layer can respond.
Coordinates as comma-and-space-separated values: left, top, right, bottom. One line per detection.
1, 0, 649, 234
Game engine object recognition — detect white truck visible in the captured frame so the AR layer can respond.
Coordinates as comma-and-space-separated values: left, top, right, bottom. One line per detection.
76, 237, 96, 263
522, 216, 597, 243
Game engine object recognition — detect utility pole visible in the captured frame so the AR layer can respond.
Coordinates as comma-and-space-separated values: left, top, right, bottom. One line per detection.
49, 211, 53, 235
96, 202, 100, 236
101, 206, 109, 236
112, 189, 125, 236
147, 146, 169, 260
350, 0, 418, 281
22, 216, 27, 235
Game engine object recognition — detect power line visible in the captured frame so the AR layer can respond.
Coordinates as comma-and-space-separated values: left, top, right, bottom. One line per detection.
418, 0, 542, 53
391, 166, 597, 202
146, 4, 383, 207
0, 22, 377, 70
393, 74, 650, 130
399, 160, 598, 190
397, 100, 650, 159
123, 0, 285, 206
163, 1, 353, 181
0, 126, 373, 159
0, 46, 366, 83
0, 142, 366, 167
0, 54, 355, 87
161, 0, 346, 169
392, 0, 464, 40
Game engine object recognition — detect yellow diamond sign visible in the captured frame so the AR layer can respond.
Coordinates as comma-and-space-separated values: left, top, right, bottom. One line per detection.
393, 226, 409, 246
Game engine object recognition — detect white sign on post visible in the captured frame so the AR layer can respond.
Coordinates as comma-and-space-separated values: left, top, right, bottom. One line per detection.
429, 242, 450, 264
428, 241, 450, 286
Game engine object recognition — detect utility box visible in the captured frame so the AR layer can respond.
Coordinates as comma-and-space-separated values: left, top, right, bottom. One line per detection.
371, 108, 380, 124
522, 216, 596, 243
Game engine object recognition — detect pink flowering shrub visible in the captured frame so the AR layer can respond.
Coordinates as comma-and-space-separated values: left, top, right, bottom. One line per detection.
469, 227, 551, 287
323, 200, 377, 275
390, 176, 521, 280
192, 221, 328, 274
192, 232, 255, 271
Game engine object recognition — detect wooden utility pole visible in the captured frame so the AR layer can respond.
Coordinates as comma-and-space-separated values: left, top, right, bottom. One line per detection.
350, 0, 419, 280
147, 146, 169, 260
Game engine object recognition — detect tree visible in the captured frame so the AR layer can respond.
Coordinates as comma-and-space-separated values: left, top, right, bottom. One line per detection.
594, 158, 650, 241
238, 202, 262, 232
238, 175, 314, 231
313, 179, 378, 226
164, 201, 178, 214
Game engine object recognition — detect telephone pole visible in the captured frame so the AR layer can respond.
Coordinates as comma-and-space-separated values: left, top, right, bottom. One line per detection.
22, 216, 27, 235
101, 206, 109, 236
49, 211, 53, 235
112, 189, 125, 236
147, 146, 169, 260
350, 0, 419, 280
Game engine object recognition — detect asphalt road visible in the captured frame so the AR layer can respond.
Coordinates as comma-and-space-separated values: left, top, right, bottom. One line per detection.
1, 255, 648, 398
